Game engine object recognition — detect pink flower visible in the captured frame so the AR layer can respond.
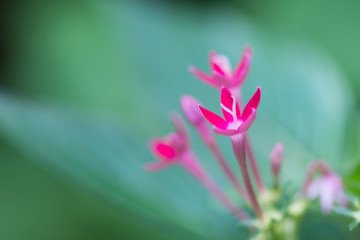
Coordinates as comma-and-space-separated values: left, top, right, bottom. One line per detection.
145, 113, 189, 172
188, 47, 252, 91
306, 173, 347, 214
303, 160, 347, 214
198, 87, 261, 136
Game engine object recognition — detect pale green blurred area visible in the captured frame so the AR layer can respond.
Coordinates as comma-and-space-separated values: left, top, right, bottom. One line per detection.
0, 0, 360, 239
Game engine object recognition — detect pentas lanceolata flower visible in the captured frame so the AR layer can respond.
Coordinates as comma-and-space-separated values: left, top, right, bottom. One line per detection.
146, 47, 352, 237
198, 87, 260, 136
302, 161, 347, 214
188, 47, 251, 99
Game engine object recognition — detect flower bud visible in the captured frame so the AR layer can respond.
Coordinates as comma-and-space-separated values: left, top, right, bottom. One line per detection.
270, 142, 283, 181
180, 95, 203, 125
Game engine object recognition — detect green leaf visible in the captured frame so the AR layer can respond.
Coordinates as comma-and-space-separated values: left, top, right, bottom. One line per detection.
299, 211, 360, 239
349, 220, 359, 231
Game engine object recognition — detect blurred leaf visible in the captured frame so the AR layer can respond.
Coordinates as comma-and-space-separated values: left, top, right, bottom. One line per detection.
334, 207, 360, 232
349, 220, 360, 231
299, 211, 360, 240
0, 140, 199, 240
345, 162, 360, 196
0, 0, 356, 239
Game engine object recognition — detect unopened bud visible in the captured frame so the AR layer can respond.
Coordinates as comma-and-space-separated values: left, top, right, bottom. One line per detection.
180, 95, 203, 125
270, 143, 283, 182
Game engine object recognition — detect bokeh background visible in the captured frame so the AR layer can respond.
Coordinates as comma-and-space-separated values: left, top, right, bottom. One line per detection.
1, 0, 360, 239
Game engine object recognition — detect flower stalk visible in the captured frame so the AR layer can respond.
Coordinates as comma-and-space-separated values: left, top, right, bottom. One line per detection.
208, 142, 250, 202
180, 150, 249, 221
231, 133, 263, 220
246, 134, 266, 193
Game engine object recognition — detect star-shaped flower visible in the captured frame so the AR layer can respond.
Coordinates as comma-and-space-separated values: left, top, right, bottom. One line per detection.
303, 161, 348, 214
145, 113, 189, 171
306, 173, 347, 214
189, 47, 252, 91
198, 87, 261, 136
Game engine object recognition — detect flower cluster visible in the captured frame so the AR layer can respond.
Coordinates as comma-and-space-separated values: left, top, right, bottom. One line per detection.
145, 47, 349, 236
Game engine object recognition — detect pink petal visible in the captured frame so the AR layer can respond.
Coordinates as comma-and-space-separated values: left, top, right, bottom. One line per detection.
306, 179, 321, 200
180, 95, 203, 125
209, 51, 232, 76
144, 161, 174, 172
242, 87, 261, 120
237, 108, 257, 133
188, 65, 220, 89
213, 63, 226, 75
320, 178, 335, 214
213, 126, 237, 136
149, 138, 177, 161
208, 51, 218, 67
233, 46, 252, 86
198, 105, 227, 129
220, 87, 241, 121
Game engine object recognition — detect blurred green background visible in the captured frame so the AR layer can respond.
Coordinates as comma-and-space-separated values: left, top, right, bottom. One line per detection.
1, 0, 360, 239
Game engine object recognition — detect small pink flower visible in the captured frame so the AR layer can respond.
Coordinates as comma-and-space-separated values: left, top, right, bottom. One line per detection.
198, 87, 261, 136
306, 173, 347, 214
188, 47, 252, 91
145, 113, 189, 172
303, 160, 347, 214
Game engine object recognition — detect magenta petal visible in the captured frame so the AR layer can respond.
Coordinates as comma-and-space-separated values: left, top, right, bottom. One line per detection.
149, 138, 176, 161
213, 126, 237, 136
213, 63, 226, 75
220, 87, 241, 120
237, 108, 257, 133
198, 105, 227, 129
242, 87, 261, 119
233, 47, 252, 86
144, 161, 173, 172
209, 51, 232, 75
188, 65, 220, 88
